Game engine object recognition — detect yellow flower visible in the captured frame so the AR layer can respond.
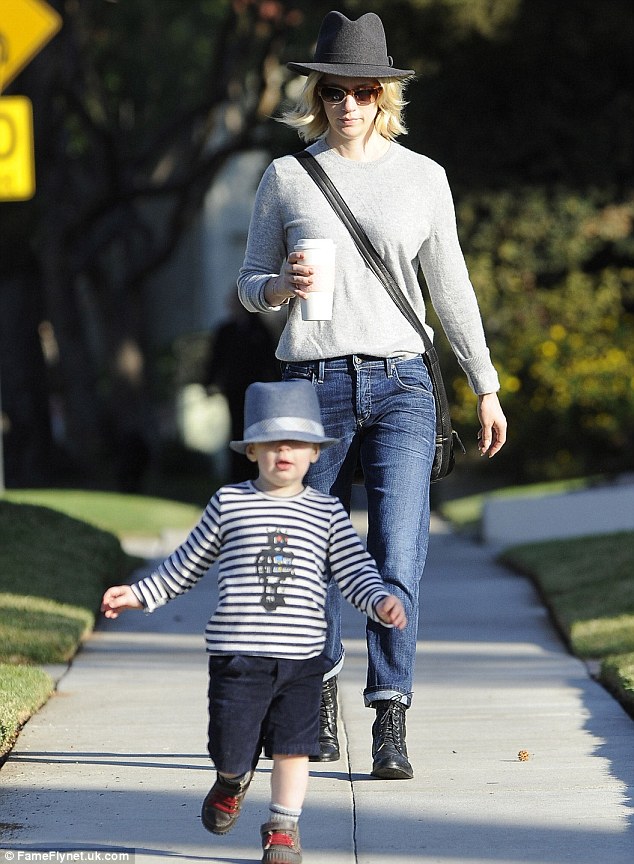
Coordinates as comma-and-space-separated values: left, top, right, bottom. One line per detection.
503, 375, 522, 393
549, 324, 566, 341
540, 341, 558, 359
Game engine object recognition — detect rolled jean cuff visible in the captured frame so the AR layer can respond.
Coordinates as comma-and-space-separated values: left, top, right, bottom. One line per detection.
323, 648, 345, 682
363, 688, 412, 708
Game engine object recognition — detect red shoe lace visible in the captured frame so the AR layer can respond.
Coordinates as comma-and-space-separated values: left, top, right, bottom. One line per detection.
264, 830, 296, 850
209, 791, 240, 815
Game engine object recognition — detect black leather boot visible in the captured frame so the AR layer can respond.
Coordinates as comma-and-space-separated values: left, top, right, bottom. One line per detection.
309, 676, 340, 762
371, 697, 413, 779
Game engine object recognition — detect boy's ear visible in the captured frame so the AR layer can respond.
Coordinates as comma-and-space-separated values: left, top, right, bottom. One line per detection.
245, 443, 258, 462
310, 444, 321, 464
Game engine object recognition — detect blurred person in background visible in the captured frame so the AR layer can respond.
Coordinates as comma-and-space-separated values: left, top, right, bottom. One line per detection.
204, 291, 278, 482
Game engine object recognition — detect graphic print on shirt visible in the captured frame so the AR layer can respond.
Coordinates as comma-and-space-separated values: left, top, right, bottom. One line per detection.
256, 529, 295, 610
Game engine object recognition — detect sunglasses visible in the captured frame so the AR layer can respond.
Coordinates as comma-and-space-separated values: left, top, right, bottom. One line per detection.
318, 85, 382, 106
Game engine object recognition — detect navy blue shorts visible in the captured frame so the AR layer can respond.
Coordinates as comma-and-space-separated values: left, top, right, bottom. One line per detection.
206, 654, 330, 776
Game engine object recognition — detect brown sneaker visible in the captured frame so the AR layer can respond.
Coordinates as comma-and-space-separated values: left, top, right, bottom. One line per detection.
260, 819, 302, 864
201, 771, 253, 834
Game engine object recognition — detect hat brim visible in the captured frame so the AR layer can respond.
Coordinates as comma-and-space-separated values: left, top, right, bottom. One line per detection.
287, 61, 415, 79
230, 432, 339, 454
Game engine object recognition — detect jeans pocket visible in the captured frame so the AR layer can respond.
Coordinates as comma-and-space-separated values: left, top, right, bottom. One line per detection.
392, 357, 432, 394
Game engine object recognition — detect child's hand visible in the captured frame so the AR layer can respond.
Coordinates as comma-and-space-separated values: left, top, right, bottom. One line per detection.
376, 595, 407, 630
101, 585, 143, 619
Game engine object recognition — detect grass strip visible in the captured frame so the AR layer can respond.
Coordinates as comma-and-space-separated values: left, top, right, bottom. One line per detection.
601, 652, 634, 709
0, 665, 55, 757
0, 593, 94, 665
500, 531, 634, 717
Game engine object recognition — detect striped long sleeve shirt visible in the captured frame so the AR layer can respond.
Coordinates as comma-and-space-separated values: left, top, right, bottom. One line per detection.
131, 482, 392, 660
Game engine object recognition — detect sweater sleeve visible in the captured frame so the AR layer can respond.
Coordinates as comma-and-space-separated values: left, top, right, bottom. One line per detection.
131, 495, 223, 612
419, 168, 500, 395
237, 162, 289, 314
327, 501, 392, 626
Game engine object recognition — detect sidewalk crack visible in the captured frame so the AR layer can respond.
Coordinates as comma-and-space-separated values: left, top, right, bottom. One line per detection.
341, 710, 359, 864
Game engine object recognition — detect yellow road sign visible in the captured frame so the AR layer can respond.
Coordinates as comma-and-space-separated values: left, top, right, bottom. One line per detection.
0, 96, 35, 200
0, 0, 62, 91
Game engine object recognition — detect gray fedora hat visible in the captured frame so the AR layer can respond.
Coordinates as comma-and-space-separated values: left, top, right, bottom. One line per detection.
287, 11, 414, 79
230, 380, 339, 454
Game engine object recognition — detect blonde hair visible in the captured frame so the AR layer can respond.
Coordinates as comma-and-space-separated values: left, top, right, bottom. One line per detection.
279, 73, 411, 143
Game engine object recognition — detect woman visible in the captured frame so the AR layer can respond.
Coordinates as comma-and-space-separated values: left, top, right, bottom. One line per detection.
237, 10, 507, 781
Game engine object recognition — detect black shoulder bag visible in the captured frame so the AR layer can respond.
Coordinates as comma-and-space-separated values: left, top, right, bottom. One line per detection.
294, 150, 464, 482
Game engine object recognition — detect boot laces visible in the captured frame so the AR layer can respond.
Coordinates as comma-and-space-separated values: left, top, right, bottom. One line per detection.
320, 696, 333, 724
377, 695, 410, 749
319, 679, 337, 725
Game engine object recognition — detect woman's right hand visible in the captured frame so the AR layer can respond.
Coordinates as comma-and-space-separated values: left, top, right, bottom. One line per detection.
264, 252, 314, 306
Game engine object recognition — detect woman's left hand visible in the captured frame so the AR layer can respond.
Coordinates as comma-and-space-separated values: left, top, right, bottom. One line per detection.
477, 392, 507, 458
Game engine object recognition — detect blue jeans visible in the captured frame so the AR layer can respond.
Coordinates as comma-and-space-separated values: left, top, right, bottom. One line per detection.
282, 355, 436, 707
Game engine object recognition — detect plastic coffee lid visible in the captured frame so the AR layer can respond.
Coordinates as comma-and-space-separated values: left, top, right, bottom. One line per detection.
295, 238, 335, 247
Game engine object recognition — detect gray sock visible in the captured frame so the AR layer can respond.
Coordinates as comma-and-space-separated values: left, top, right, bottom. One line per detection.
269, 802, 301, 826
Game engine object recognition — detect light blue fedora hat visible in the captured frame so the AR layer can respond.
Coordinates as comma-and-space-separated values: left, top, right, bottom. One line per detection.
230, 380, 339, 454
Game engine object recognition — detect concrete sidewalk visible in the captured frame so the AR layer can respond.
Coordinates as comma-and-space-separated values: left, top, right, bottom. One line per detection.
1, 515, 633, 863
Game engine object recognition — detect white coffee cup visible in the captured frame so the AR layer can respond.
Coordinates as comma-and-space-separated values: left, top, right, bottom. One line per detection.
294, 238, 336, 321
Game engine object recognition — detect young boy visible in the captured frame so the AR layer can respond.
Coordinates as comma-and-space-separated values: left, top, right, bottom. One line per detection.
101, 380, 406, 864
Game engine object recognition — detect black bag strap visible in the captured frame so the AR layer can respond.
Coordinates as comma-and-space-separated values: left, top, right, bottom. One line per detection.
294, 149, 465, 468
293, 150, 465, 476
293, 149, 434, 352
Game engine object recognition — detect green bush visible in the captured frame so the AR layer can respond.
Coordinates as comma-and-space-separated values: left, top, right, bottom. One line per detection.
442, 188, 634, 480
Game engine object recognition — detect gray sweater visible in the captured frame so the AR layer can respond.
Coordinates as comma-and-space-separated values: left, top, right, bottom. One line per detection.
238, 138, 499, 395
